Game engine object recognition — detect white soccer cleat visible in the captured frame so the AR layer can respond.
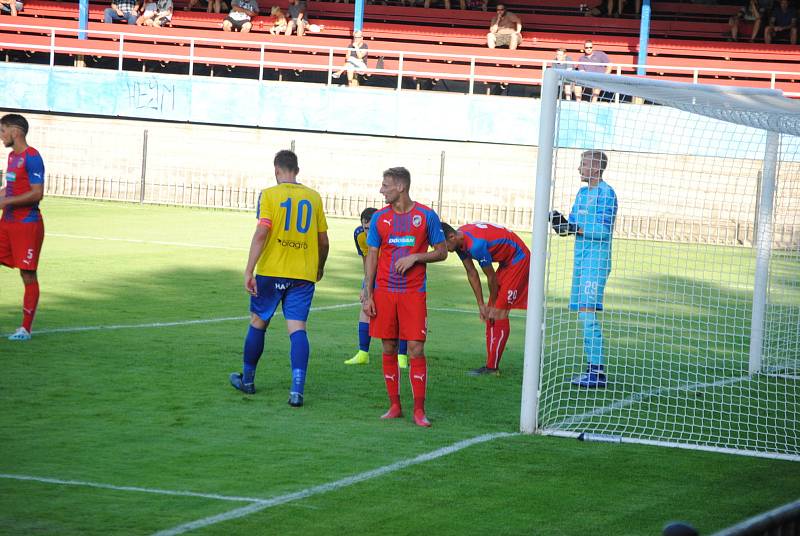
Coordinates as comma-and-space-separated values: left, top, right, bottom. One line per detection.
8, 327, 31, 341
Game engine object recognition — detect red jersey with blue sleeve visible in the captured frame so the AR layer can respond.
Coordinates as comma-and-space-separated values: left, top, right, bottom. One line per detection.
3, 147, 45, 223
367, 202, 445, 293
455, 222, 529, 269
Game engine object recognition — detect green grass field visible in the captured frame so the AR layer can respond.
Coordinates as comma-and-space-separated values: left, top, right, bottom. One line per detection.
1, 198, 799, 536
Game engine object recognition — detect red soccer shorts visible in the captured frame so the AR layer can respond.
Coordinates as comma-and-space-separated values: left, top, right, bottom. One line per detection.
492, 257, 530, 310
0, 220, 45, 271
369, 290, 427, 341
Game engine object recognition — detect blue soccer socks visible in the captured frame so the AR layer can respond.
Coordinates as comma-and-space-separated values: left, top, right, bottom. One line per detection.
289, 330, 310, 395
358, 321, 371, 352
579, 311, 604, 366
243, 324, 266, 385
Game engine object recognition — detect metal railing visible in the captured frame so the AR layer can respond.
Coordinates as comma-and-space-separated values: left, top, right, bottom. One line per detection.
2, 22, 799, 96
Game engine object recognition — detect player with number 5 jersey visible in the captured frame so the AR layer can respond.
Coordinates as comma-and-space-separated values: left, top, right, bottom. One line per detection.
229, 150, 329, 408
0, 113, 45, 341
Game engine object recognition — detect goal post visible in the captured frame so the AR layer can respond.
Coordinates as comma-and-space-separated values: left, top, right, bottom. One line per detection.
521, 70, 800, 461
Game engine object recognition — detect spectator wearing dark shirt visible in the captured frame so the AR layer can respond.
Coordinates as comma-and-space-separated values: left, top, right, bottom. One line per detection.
104, 0, 140, 24
333, 30, 369, 87
730, 0, 773, 41
487, 4, 523, 50
285, 0, 308, 36
765, 0, 797, 43
574, 41, 612, 103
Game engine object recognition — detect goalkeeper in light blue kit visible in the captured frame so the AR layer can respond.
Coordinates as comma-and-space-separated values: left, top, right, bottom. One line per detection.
550, 150, 618, 388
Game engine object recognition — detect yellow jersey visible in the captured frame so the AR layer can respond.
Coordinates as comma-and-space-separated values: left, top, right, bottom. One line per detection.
255, 182, 328, 282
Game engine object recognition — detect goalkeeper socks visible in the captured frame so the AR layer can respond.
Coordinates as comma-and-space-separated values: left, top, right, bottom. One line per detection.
382, 354, 400, 406
398, 339, 408, 356
486, 318, 510, 369
579, 312, 604, 366
409, 356, 427, 412
22, 280, 39, 332
358, 321, 371, 352
242, 324, 266, 384
289, 330, 310, 395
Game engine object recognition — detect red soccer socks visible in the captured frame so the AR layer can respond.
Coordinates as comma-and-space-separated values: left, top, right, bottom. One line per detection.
381, 354, 402, 419
486, 318, 510, 370
22, 280, 40, 332
409, 356, 430, 427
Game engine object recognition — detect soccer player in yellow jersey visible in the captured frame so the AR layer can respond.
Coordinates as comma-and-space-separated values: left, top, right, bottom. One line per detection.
345, 207, 409, 368
230, 150, 329, 407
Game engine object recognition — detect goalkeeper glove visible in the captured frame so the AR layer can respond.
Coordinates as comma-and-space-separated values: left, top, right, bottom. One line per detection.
549, 210, 577, 236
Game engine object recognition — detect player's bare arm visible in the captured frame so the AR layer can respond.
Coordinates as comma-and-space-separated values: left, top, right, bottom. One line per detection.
0, 183, 43, 210
462, 257, 488, 320
393, 241, 448, 275
362, 246, 379, 317
317, 231, 329, 281
244, 223, 270, 296
481, 264, 501, 320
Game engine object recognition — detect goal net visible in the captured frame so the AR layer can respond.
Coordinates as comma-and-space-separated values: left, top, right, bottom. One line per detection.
521, 70, 800, 461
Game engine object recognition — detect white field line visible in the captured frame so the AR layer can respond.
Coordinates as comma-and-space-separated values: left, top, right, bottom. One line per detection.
0, 433, 518, 536
8, 303, 359, 337
428, 306, 526, 319
49, 233, 248, 252
554, 374, 752, 429
0, 474, 266, 503
152, 432, 516, 536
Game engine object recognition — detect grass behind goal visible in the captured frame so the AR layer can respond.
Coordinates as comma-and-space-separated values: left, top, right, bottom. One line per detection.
1, 198, 799, 535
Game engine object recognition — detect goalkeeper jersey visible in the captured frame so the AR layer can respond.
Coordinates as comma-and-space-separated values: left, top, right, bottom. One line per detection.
568, 180, 618, 272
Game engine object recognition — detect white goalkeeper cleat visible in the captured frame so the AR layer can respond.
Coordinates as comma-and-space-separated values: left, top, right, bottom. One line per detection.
8, 327, 31, 341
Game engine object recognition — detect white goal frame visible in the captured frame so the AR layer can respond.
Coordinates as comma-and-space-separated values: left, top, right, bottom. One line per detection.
520, 69, 800, 461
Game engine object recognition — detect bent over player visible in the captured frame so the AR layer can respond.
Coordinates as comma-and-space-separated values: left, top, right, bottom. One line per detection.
229, 150, 329, 407
362, 167, 447, 427
441, 221, 530, 376
550, 150, 618, 388
1, 114, 45, 341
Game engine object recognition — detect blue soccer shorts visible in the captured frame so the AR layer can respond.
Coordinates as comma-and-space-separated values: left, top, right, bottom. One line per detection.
251, 275, 316, 322
569, 268, 609, 311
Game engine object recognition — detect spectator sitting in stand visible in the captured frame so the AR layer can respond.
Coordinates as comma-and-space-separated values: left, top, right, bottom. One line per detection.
730, 0, 773, 41
487, 4, 522, 50
574, 40, 612, 102
0, 0, 22, 15
553, 48, 575, 100
104, 0, 140, 24
764, 0, 797, 43
333, 30, 369, 87
269, 5, 288, 34
223, 0, 259, 32
137, 0, 173, 25
285, 0, 308, 36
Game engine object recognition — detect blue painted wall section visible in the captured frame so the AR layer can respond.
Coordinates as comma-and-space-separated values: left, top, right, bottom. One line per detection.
2, 62, 798, 159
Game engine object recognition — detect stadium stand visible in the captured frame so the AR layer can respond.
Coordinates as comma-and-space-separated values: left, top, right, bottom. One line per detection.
1, 0, 798, 95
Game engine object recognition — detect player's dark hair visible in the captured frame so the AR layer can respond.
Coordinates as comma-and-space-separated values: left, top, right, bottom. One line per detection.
441, 222, 457, 238
383, 167, 411, 191
1, 113, 29, 136
274, 150, 299, 174
582, 150, 608, 175
360, 207, 378, 223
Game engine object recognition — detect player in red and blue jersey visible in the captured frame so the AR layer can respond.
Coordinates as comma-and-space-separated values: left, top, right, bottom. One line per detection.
362, 167, 447, 427
0, 114, 45, 341
441, 221, 530, 376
